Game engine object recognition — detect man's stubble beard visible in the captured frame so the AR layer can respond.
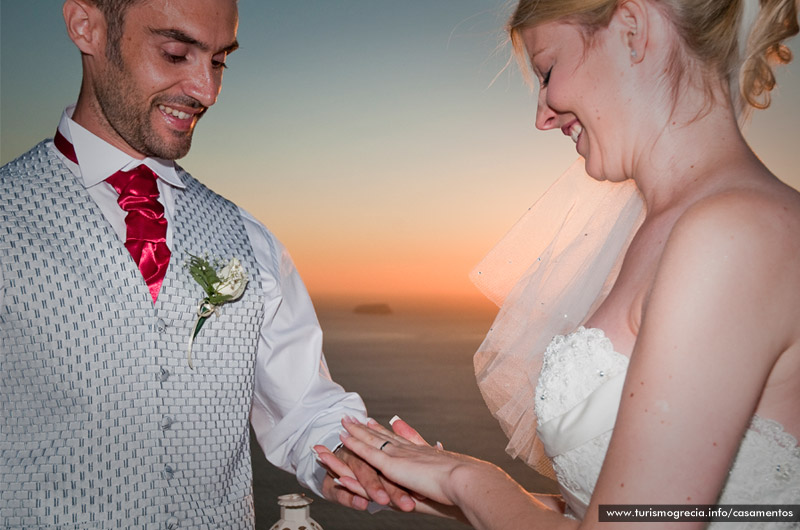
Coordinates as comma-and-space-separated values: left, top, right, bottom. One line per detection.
93, 54, 195, 160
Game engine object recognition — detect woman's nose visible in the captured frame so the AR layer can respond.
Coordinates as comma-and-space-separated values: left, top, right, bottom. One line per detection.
535, 91, 558, 131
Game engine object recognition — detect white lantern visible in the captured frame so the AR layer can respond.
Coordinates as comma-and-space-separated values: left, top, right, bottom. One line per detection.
269, 493, 323, 530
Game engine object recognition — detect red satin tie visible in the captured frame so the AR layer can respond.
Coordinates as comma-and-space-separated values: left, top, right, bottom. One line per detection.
54, 130, 170, 302
106, 167, 170, 302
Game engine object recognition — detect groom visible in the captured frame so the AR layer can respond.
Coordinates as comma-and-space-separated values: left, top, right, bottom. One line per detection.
0, 0, 410, 527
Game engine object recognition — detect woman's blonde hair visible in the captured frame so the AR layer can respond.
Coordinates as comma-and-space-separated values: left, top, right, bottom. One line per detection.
508, 0, 799, 112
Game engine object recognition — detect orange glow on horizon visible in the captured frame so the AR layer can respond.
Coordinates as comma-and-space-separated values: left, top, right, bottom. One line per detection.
290, 246, 488, 304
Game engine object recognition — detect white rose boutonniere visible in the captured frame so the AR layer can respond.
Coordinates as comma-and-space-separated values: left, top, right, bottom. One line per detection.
186, 254, 249, 369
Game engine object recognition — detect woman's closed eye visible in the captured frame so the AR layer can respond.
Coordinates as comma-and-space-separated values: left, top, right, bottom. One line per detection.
541, 68, 552, 88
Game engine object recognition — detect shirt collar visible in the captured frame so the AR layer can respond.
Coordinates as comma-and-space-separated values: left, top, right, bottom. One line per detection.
57, 105, 185, 189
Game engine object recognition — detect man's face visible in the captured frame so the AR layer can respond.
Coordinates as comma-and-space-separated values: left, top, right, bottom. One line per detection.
92, 0, 239, 159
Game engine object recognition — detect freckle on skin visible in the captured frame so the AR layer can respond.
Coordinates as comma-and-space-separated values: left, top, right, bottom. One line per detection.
620, 483, 625, 488
629, 392, 634, 397
713, 442, 718, 447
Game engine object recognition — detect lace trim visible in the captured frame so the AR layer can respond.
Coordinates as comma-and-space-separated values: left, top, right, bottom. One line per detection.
538, 328, 800, 519
535, 327, 628, 424
537, 327, 799, 455
749, 414, 800, 453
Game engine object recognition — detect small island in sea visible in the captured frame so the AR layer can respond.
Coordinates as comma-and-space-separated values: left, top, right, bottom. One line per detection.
353, 303, 393, 315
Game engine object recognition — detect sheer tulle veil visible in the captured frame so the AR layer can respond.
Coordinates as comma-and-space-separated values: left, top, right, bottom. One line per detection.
470, 0, 765, 480
470, 160, 644, 479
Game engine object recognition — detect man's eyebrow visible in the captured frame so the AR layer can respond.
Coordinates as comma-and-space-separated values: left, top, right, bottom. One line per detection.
150, 28, 239, 54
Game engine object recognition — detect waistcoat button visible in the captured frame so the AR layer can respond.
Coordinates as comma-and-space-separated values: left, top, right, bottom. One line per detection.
156, 318, 167, 333
160, 416, 174, 430
166, 516, 179, 528
163, 464, 174, 480
157, 367, 170, 382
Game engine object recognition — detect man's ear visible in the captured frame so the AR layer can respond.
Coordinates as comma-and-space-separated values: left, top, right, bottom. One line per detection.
615, 0, 648, 64
63, 0, 106, 56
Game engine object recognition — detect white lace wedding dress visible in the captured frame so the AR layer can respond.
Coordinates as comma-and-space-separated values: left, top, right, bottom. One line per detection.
534, 327, 800, 528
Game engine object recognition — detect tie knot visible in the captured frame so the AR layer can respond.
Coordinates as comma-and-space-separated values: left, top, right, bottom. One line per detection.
106, 165, 159, 197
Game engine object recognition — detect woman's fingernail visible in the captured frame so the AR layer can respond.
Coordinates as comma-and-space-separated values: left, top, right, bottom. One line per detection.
435, 441, 444, 450
353, 496, 369, 511
333, 478, 344, 487
375, 489, 390, 504
310, 446, 320, 458
389, 415, 402, 425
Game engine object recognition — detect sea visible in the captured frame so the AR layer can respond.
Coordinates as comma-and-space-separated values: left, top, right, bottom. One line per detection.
250, 297, 558, 529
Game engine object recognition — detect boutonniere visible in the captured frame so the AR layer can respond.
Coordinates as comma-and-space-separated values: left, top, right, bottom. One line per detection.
186, 254, 249, 369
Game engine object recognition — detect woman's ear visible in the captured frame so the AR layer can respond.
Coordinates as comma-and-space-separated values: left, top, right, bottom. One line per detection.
615, 0, 648, 64
63, 0, 106, 56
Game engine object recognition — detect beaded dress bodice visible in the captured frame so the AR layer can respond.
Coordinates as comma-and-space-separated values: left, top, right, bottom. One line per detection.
534, 327, 800, 527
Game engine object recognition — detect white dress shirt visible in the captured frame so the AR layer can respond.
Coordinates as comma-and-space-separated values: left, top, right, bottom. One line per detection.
0, 106, 367, 497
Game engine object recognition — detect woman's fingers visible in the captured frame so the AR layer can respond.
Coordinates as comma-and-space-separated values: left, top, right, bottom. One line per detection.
314, 444, 371, 502
313, 445, 356, 480
365, 417, 396, 436
343, 416, 401, 448
388, 415, 430, 446
340, 418, 470, 507
319, 435, 417, 512
322, 475, 370, 511
340, 422, 392, 465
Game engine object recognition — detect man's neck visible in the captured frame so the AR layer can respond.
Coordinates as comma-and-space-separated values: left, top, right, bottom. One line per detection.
72, 95, 146, 160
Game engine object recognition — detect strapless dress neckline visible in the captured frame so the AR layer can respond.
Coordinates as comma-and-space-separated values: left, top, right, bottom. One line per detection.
534, 327, 800, 527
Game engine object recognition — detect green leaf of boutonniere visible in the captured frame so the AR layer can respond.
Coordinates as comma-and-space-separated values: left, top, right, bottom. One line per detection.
186, 254, 249, 369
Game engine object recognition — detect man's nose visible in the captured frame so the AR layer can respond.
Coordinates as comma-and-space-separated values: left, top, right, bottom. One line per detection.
183, 62, 223, 109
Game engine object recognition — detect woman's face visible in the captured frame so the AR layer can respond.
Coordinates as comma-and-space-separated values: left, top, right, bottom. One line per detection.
522, 20, 634, 181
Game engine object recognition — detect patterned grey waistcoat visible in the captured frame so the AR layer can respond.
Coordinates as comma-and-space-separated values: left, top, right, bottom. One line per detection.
0, 141, 266, 529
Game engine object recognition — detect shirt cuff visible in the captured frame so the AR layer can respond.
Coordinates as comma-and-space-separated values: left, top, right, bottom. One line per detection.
311, 431, 344, 495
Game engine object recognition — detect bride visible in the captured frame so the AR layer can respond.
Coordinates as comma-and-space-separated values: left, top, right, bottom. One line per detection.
318, 0, 800, 528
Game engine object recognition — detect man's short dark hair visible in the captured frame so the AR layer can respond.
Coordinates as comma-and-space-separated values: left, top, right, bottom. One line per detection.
88, 0, 141, 64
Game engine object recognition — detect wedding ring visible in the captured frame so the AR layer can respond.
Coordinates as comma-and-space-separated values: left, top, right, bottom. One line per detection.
379, 441, 391, 451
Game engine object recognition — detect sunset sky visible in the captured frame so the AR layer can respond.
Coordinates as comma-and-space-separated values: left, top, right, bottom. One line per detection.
2, 1, 799, 307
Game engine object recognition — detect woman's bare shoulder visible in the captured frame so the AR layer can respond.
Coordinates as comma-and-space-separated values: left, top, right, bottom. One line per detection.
658, 178, 800, 344
672, 178, 800, 258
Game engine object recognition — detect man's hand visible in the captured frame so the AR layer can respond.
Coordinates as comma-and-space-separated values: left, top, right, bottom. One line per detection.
321, 417, 468, 522
318, 444, 415, 512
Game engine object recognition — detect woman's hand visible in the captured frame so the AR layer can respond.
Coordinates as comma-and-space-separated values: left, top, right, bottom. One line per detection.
332, 416, 494, 507
318, 442, 416, 512
316, 416, 468, 521
319, 417, 570, 530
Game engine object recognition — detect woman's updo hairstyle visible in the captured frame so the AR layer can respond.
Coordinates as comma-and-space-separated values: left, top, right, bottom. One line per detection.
508, 0, 798, 113
741, 0, 799, 109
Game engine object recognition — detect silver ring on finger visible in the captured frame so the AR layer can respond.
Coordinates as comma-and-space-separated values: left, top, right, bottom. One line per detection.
379, 440, 391, 451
